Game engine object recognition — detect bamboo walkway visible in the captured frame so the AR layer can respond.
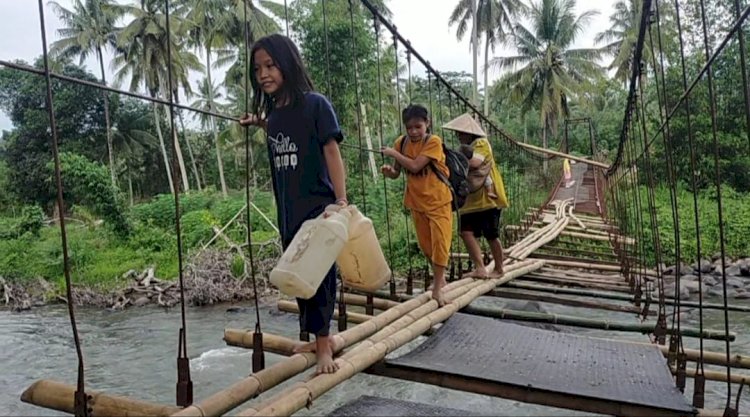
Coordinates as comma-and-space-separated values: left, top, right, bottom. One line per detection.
20, 190, 748, 416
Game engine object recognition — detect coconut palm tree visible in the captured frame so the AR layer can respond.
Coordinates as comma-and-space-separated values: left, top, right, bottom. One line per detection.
491, 0, 602, 172
112, 0, 203, 194
190, 77, 230, 194
178, 0, 236, 196
595, 0, 646, 83
450, 0, 527, 115
49, 0, 122, 187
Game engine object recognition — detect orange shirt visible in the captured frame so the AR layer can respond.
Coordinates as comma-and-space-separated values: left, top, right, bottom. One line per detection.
394, 135, 452, 212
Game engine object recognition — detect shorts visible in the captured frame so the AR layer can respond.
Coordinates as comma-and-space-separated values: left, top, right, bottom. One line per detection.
411, 204, 453, 267
296, 266, 336, 337
460, 208, 502, 240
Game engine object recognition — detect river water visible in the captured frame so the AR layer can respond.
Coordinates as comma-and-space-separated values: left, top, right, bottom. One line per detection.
2, 296, 749, 416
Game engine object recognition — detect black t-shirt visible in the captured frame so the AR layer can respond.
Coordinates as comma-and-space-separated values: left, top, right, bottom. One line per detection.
265, 92, 344, 248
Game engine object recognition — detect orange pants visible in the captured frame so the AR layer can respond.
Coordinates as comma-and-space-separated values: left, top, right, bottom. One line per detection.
411, 204, 453, 268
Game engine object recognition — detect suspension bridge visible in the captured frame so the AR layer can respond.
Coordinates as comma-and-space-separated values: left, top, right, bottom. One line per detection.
5, 0, 750, 416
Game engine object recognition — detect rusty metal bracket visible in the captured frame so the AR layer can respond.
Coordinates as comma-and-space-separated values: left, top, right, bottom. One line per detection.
692, 373, 705, 408
252, 329, 265, 373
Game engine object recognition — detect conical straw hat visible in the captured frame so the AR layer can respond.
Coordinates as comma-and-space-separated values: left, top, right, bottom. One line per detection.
442, 113, 486, 137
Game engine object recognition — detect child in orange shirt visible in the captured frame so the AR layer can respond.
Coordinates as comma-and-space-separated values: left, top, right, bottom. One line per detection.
381, 105, 453, 306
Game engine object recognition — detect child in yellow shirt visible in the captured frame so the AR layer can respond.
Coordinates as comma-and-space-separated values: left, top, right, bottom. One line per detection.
381, 105, 453, 306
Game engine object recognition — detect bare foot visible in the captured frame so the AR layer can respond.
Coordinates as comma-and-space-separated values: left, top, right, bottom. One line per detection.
431, 288, 451, 307
462, 269, 488, 279
292, 341, 316, 354
315, 336, 340, 375
488, 192, 498, 199
488, 268, 504, 279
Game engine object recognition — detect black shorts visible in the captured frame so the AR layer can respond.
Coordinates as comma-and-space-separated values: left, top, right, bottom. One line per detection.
460, 208, 502, 240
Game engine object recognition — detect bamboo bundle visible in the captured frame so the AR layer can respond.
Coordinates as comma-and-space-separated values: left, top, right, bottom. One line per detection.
173, 277, 476, 417
507, 200, 572, 259
237, 260, 546, 417
509, 218, 570, 261
568, 206, 587, 230
507, 225, 633, 244
21, 380, 178, 417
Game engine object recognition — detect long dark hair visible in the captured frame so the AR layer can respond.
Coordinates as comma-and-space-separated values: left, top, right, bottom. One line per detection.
250, 34, 315, 118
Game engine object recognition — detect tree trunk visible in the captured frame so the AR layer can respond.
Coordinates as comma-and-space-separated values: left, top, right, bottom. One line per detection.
206, 45, 228, 197
128, 168, 134, 206
542, 123, 548, 174
171, 113, 191, 192
471, 0, 479, 107
153, 103, 175, 194
359, 103, 378, 179
98, 48, 116, 188
483, 35, 491, 116
172, 87, 201, 191
177, 106, 202, 191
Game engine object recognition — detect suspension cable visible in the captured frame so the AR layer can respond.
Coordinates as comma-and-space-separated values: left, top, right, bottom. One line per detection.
36, 1, 89, 415
322, 0, 332, 96
391, 31, 414, 297
671, 0, 704, 378
372, 15, 397, 299
242, 0, 265, 373
697, 0, 734, 408
283, 0, 290, 37
164, 0, 193, 406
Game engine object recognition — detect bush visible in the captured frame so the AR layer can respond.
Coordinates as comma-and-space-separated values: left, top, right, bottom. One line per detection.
181, 210, 218, 248
0, 204, 44, 239
48, 153, 130, 235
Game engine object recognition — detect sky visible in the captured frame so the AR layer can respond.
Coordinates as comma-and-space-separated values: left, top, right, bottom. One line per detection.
0, 0, 615, 131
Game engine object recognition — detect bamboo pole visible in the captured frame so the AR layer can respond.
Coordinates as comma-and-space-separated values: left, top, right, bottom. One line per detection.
504, 281, 750, 313
341, 293, 400, 310
488, 288, 650, 314
507, 225, 634, 244
20, 380, 179, 417
237, 261, 546, 416
671, 366, 749, 384
527, 258, 623, 272
172, 277, 479, 417
225, 331, 300, 356
276, 299, 373, 324
461, 304, 736, 341
519, 273, 631, 293
514, 142, 609, 168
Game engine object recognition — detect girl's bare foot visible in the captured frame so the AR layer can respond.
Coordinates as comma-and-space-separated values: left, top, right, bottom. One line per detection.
487, 268, 504, 279
315, 335, 340, 374
432, 288, 448, 307
462, 269, 488, 279
488, 192, 498, 199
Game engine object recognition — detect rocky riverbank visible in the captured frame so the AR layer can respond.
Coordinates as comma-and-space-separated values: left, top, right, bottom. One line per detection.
0, 250, 279, 312
662, 256, 750, 300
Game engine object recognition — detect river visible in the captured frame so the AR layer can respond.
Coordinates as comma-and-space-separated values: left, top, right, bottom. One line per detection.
2, 295, 749, 416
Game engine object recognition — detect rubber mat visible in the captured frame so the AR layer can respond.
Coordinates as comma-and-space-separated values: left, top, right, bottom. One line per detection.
328, 395, 482, 416
385, 313, 694, 415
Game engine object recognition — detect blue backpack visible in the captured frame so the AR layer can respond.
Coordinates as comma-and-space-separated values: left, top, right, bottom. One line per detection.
398, 136, 469, 211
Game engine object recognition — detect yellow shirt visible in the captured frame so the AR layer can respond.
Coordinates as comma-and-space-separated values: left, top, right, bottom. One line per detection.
459, 137, 509, 214
395, 135, 452, 212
